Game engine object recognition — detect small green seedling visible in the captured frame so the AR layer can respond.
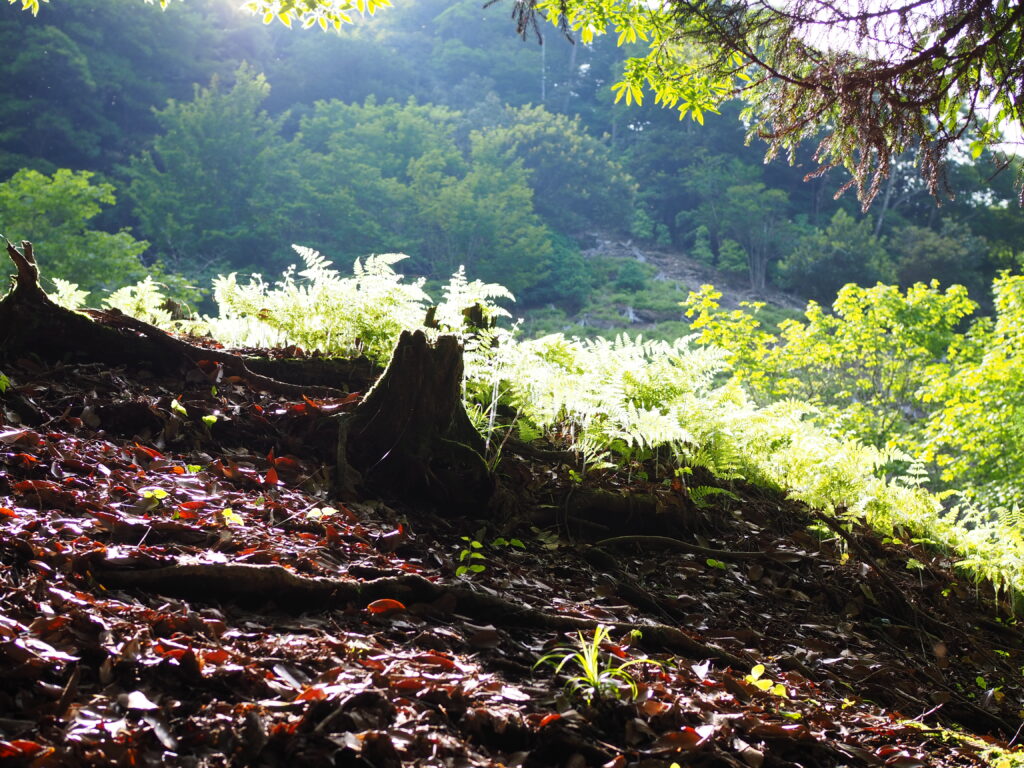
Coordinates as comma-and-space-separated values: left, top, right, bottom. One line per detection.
745, 664, 788, 698
534, 624, 659, 704
170, 398, 188, 417
456, 537, 486, 577
491, 537, 526, 550
220, 508, 244, 526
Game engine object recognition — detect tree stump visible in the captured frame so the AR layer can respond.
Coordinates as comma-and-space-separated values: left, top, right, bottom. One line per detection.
338, 330, 493, 514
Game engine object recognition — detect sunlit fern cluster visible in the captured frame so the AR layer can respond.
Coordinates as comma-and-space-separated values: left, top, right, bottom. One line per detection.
46, 250, 1024, 605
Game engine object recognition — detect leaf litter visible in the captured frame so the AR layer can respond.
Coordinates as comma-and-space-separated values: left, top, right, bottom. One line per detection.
0, 357, 1022, 767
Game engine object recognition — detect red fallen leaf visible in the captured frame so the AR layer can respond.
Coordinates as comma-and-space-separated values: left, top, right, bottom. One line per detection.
356, 657, 386, 672
270, 720, 300, 736
651, 725, 715, 753
288, 403, 308, 414
367, 599, 406, 615
171, 466, 185, 475
0, 508, 16, 518
264, 466, 279, 486
337, 504, 358, 522
152, 640, 190, 660
538, 713, 562, 728
14, 453, 39, 466
416, 653, 456, 670
301, 394, 322, 411
134, 443, 162, 460
642, 699, 671, 716
0, 740, 47, 758
340, 391, 362, 405
14, 479, 60, 492
202, 648, 230, 664
392, 677, 425, 691
179, 501, 206, 511
274, 456, 300, 471
295, 686, 327, 701
212, 460, 242, 480
605, 643, 629, 659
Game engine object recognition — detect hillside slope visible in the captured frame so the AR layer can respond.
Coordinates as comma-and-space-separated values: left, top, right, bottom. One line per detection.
2, 343, 1023, 767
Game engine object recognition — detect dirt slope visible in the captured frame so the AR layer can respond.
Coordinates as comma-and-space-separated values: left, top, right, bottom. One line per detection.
1, 349, 1023, 767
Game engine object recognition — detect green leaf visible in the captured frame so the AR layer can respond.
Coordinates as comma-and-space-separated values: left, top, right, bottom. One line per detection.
170, 398, 188, 417
221, 508, 244, 526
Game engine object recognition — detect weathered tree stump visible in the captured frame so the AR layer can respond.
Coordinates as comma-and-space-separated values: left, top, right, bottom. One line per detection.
338, 330, 493, 514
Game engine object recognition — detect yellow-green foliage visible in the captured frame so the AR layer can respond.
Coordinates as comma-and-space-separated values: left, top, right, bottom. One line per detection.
104, 276, 174, 327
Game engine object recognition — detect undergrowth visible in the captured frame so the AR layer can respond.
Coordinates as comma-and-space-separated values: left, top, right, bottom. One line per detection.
47, 247, 1024, 607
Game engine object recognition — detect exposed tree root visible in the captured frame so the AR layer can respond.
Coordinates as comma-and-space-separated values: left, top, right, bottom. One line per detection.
89, 559, 752, 667
0, 240, 344, 398
594, 534, 799, 562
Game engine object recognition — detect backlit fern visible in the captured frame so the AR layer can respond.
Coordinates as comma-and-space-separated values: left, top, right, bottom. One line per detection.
44, 252, 1024, 606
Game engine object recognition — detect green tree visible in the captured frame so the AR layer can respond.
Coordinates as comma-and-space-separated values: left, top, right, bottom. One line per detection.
472, 105, 635, 232
890, 220, 988, 298
15, 0, 1024, 203
0, 168, 149, 297
921, 274, 1024, 506
511, 0, 1024, 205
0, 0, 222, 177
719, 182, 790, 292
684, 281, 977, 449
292, 97, 555, 296
424, 136, 553, 295
124, 65, 293, 280
777, 210, 892, 303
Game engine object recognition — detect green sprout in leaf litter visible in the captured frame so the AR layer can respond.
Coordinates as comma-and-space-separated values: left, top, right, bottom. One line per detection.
745, 664, 788, 698
456, 537, 487, 577
534, 624, 660, 704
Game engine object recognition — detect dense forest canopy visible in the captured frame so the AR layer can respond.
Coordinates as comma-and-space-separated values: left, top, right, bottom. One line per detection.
14, 0, 1022, 206
2, 0, 1022, 307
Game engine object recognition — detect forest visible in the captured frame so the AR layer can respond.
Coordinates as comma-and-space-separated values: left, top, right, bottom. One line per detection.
3, 0, 1024, 766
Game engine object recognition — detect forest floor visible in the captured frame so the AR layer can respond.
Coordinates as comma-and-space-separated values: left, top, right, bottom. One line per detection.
2, 349, 1024, 767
